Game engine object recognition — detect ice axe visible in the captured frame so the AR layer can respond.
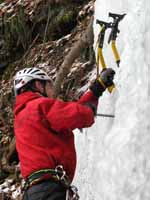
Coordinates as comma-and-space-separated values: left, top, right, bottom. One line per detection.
95, 12, 126, 94
96, 19, 115, 93
108, 12, 126, 67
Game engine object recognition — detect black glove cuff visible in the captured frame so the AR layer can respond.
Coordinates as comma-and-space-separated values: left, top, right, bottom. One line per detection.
90, 80, 106, 98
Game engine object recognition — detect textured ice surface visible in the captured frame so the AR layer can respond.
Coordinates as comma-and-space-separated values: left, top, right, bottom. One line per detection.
74, 0, 150, 199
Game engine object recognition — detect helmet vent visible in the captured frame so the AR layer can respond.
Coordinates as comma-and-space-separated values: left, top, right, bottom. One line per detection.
36, 73, 46, 76
15, 79, 22, 85
31, 69, 40, 74
27, 68, 33, 73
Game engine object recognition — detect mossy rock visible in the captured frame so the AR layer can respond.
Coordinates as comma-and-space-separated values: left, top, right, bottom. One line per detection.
0, 6, 33, 62
47, 6, 78, 40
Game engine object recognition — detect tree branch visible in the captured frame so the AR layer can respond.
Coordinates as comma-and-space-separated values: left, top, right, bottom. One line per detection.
53, 16, 94, 98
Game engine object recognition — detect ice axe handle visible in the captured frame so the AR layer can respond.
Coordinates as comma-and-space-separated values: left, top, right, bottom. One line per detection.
111, 40, 120, 67
108, 84, 115, 93
98, 77, 115, 93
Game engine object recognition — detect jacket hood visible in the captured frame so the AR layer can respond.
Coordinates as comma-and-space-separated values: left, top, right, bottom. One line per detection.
14, 91, 41, 115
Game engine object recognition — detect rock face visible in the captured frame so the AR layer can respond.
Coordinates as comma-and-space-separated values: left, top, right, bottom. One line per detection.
0, 0, 95, 199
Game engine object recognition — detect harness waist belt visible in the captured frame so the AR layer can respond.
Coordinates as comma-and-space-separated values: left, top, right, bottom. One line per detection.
24, 166, 71, 190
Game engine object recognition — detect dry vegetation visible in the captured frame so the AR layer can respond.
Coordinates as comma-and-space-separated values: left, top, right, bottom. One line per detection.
0, 0, 95, 198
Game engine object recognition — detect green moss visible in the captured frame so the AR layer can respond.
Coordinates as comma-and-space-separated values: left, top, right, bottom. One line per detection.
0, 3, 80, 62
1, 6, 32, 61
40, 5, 78, 41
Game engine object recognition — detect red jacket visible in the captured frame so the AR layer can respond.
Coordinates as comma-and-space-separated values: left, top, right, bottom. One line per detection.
14, 91, 98, 182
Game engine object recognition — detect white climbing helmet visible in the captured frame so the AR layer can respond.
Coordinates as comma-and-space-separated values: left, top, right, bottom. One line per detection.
14, 67, 52, 96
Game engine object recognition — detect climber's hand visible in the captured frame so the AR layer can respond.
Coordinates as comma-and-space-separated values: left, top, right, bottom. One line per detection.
99, 68, 115, 87
90, 68, 115, 98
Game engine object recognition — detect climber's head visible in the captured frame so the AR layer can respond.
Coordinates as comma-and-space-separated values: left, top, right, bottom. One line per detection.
13, 67, 54, 97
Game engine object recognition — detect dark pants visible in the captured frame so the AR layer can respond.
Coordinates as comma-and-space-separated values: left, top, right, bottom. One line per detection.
23, 180, 66, 200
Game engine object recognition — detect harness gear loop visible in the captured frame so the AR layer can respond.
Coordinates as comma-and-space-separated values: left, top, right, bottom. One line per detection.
55, 165, 67, 182
54, 165, 80, 199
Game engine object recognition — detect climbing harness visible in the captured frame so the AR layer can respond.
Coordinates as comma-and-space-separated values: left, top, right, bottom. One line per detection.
96, 12, 126, 93
23, 165, 79, 200
24, 166, 69, 190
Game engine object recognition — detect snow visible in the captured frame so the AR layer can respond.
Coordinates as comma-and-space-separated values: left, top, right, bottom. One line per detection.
74, 0, 150, 200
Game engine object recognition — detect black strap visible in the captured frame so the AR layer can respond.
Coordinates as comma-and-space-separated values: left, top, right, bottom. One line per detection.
24, 167, 71, 191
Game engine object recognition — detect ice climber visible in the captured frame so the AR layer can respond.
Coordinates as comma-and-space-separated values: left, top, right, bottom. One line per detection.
13, 67, 115, 200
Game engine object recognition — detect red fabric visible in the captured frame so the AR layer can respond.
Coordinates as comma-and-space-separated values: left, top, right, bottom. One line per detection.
14, 91, 98, 182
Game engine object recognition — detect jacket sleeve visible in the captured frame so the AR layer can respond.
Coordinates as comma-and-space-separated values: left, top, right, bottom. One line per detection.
40, 91, 98, 132
78, 90, 98, 106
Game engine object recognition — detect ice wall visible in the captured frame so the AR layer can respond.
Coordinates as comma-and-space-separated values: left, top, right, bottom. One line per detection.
74, 0, 150, 199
